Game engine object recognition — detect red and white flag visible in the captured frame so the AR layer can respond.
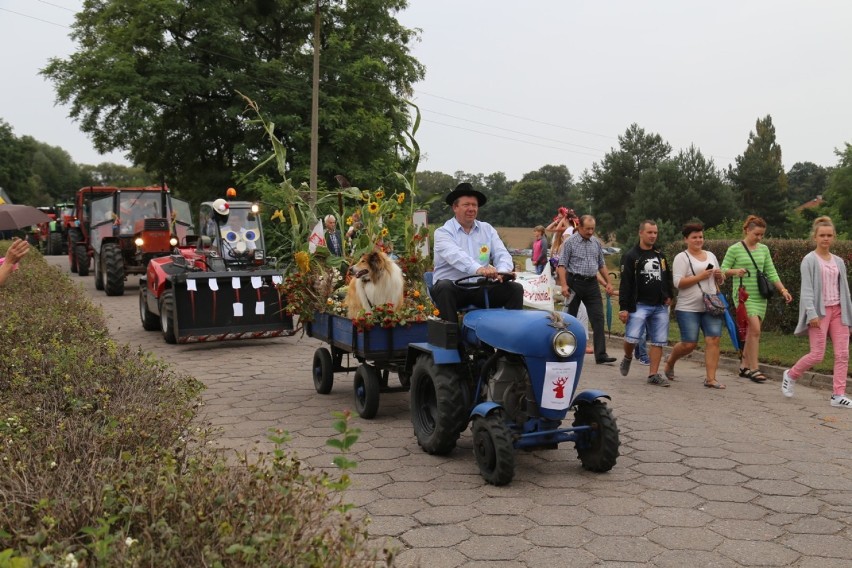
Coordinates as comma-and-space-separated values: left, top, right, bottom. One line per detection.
307, 219, 325, 253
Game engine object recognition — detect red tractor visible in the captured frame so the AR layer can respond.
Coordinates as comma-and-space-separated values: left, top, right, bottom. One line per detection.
139, 189, 295, 344
67, 186, 119, 275
88, 186, 193, 296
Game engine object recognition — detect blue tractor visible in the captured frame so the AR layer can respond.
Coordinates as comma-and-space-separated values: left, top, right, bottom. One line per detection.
407, 275, 620, 485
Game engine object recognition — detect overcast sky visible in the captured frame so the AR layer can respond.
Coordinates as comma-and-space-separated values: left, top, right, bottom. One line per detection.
2, 0, 851, 181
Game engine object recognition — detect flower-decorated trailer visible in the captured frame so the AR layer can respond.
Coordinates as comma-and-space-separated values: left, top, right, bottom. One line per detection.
306, 311, 429, 419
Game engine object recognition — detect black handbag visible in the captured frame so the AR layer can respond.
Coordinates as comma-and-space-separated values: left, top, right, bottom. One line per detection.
741, 241, 774, 299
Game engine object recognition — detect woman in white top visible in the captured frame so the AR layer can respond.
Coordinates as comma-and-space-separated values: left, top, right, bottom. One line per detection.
664, 222, 726, 388
782, 216, 852, 407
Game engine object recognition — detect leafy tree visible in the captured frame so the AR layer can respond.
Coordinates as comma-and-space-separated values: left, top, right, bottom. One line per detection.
823, 143, 852, 236
42, 0, 424, 207
727, 115, 789, 231
505, 179, 556, 228
0, 120, 29, 203
786, 161, 829, 206
579, 124, 671, 238
415, 170, 456, 226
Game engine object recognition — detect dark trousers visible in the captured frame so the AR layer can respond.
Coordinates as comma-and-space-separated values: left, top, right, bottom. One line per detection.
432, 279, 524, 323
566, 275, 607, 359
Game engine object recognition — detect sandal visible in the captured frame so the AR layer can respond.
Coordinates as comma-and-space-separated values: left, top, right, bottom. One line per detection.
744, 369, 767, 383
738, 367, 750, 378
664, 367, 676, 381
704, 379, 726, 389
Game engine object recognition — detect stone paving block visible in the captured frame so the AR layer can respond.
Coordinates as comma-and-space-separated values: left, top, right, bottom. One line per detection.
583, 535, 664, 563
583, 514, 656, 537
524, 526, 595, 548
455, 535, 531, 561
641, 506, 713, 527
716, 539, 800, 566
400, 525, 471, 548
708, 518, 784, 541
647, 526, 724, 550
464, 514, 534, 536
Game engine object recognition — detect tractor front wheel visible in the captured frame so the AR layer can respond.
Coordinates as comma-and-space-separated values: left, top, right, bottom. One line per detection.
159, 290, 177, 344
139, 288, 159, 331
68, 229, 81, 273
48, 232, 63, 255
75, 244, 90, 276
102, 243, 125, 296
353, 364, 381, 419
93, 253, 104, 290
472, 412, 515, 486
312, 348, 334, 394
572, 401, 620, 473
409, 356, 467, 455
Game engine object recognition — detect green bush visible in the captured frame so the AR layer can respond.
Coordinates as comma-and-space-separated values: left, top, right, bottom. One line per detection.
664, 239, 852, 333
0, 245, 390, 567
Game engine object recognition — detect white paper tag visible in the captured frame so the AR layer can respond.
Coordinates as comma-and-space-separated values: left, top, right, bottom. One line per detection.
232, 277, 241, 289
255, 302, 265, 315
540, 361, 578, 410
233, 303, 243, 317
208, 279, 219, 291
251, 276, 262, 289
187, 279, 197, 291
272, 275, 283, 285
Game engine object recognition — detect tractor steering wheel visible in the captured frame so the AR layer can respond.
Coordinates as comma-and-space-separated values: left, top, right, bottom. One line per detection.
453, 272, 516, 289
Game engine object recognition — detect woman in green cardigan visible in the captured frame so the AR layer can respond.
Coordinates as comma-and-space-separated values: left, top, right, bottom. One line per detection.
721, 215, 794, 382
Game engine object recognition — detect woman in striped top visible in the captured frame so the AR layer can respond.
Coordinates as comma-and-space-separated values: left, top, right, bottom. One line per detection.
781, 216, 852, 407
721, 215, 793, 382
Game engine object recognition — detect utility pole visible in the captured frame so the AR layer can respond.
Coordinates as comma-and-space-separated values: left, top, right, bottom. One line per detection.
309, 0, 321, 206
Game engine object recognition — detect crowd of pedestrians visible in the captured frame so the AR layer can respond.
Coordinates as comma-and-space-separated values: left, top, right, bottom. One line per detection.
536, 208, 849, 406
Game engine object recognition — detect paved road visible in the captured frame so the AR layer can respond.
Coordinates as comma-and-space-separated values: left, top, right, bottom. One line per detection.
49, 256, 852, 567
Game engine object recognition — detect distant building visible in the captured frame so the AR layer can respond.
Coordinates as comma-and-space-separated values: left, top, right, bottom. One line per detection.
795, 195, 825, 212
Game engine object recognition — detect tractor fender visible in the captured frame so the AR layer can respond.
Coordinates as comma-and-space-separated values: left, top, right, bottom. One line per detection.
571, 389, 612, 406
470, 401, 502, 419
405, 342, 462, 374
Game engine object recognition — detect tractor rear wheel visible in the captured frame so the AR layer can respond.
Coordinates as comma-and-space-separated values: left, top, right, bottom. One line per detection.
159, 290, 177, 344
353, 364, 381, 419
410, 356, 467, 455
75, 244, 89, 276
139, 288, 159, 331
94, 254, 104, 290
572, 401, 620, 472
472, 412, 515, 486
68, 229, 81, 273
102, 243, 125, 296
312, 348, 334, 394
48, 233, 63, 255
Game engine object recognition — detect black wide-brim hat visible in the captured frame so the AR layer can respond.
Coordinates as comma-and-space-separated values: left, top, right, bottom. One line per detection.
445, 182, 487, 206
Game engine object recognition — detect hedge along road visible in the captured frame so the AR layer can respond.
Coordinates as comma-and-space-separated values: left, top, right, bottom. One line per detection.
47, 254, 852, 567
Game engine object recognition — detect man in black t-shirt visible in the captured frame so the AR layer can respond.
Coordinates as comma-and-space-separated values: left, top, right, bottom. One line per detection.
618, 220, 674, 386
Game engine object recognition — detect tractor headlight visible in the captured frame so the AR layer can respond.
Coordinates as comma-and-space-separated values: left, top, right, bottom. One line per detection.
134, 237, 144, 247
552, 331, 577, 357
169, 236, 178, 247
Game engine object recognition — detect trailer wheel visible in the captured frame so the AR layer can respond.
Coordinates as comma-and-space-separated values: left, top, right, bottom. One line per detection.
472, 412, 515, 486
410, 356, 467, 455
75, 244, 90, 276
159, 290, 177, 344
48, 232, 63, 255
139, 288, 159, 331
572, 401, 620, 472
353, 364, 381, 419
312, 348, 334, 394
102, 243, 125, 296
68, 229, 81, 273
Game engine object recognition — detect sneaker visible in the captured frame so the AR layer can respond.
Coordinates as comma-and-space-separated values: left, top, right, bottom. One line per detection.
620, 357, 632, 377
781, 370, 795, 398
647, 373, 670, 387
830, 395, 852, 408
637, 356, 650, 366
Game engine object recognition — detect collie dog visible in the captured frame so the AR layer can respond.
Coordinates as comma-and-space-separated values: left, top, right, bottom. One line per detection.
346, 251, 405, 318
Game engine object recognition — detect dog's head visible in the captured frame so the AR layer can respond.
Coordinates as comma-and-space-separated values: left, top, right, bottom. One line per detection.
349, 251, 391, 282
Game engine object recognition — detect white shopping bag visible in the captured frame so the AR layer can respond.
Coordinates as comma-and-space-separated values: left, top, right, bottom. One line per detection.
516, 270, 555, 311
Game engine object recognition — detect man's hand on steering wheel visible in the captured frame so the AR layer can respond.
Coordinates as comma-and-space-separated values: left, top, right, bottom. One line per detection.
476, 264, 500, 280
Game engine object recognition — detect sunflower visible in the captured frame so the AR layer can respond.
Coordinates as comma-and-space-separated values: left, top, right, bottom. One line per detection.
295, 251, 311, 273
346, 216, 353, 225
375, 189, 385, 200
368, 202, 379, 214
381, 227, 389, 237
397, 193, 405, 204
479, 245, 489, 255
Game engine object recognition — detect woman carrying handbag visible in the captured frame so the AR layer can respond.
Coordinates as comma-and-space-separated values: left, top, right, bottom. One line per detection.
720, 215, 793, 382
